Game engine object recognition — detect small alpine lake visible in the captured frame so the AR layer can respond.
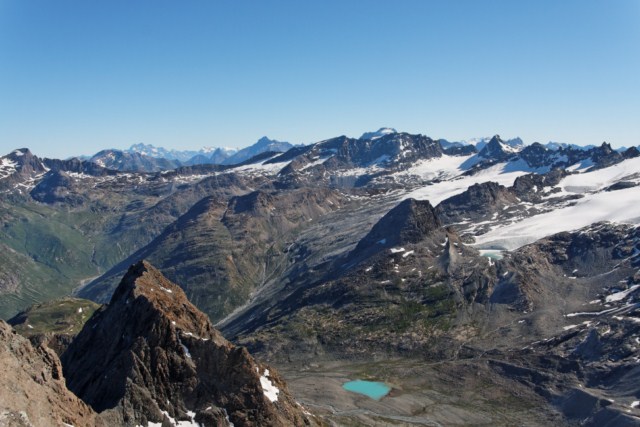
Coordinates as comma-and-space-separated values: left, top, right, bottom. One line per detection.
478, 249, 504, 260
342, 380, 391, 400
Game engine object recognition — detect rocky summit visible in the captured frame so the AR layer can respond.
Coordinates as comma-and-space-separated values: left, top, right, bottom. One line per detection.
61, 261, 317, 427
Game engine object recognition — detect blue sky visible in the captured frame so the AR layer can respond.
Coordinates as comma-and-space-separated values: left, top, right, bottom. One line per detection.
0, 0, 638, 158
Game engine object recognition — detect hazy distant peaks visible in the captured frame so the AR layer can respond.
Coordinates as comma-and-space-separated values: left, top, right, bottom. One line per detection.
222, 137, 293, 165
126, 143, 238, 163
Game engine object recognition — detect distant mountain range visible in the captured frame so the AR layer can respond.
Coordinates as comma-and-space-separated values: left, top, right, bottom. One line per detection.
85, 137, 293, 172
76, 129, 628, 174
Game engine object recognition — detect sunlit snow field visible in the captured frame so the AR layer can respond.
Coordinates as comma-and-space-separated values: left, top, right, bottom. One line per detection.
393, 154, 640, 251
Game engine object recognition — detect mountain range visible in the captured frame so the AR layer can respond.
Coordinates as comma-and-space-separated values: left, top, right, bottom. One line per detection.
87, 137, 293, 172
1, 129, 640, 425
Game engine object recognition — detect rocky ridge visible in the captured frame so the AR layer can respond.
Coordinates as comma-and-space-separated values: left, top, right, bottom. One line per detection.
62, 261, 317, 427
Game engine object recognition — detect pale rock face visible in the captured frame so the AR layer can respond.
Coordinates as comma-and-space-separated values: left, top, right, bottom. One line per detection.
0, 320, 102, 427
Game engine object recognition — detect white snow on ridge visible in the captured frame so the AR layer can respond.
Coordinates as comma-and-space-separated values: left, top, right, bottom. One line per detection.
66, 172, 93, 179
605, 285, 640, 303
474, 185, 640, 250
474, 156, 640, 250
499, 141, 520, 154
561, 156, 640, 192
260, 369, 280, 402
140, 408, 202, 427
0, 157, 18, 178
405, 157, 532, 205
300, 155, 330, 171
230, 158, 291, 175
395, 154, 472, 182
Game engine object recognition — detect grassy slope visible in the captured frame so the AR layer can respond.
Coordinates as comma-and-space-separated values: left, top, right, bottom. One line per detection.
8, 297, 101, 336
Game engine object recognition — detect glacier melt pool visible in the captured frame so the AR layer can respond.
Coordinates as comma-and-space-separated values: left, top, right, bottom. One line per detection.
342, 380, 390, 400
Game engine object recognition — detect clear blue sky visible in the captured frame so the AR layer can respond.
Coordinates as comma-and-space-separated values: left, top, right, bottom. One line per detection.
1, 0, 638, 158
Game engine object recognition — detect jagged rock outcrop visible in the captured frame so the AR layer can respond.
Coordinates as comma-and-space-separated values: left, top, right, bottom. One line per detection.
321, 133, 442, 167
511, 168, 568, 201
477, 135, 519, 162
0, 148, 48, 195
2, 148, 47, 178
0, 320, 101, 427
354, 198, 442, 253
623, 146, 640, 159
436, 181, 519, 224
43, 157, 115, 176
274, 133, 443, 188
443, 144, 477, 156
589, 142, 620, 169
518, 142, 574, 169
62, 261, 317, 427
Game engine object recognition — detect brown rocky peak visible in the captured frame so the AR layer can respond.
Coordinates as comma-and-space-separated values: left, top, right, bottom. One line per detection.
62, 260, 317, 427
110, 260, 227, 345
356, 198, 442, 250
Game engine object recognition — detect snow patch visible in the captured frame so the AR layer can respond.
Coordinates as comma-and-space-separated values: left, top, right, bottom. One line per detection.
158, 409, 202, 427
605, 285, 639, 303
0, 158, 18, 178
260, 369, 280, 402
223, 408, 235, 426
181, 343, 192, 358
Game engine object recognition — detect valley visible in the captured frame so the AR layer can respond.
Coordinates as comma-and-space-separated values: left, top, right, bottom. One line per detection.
1, 130, 640, 426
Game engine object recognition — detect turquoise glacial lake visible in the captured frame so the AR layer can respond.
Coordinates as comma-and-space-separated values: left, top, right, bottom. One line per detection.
342, 380, 391, 400
478, 249, 504, 260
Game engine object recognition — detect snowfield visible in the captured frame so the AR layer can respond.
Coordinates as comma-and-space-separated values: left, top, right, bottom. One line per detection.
473, 156, 640, 250
404, 155, 531, 205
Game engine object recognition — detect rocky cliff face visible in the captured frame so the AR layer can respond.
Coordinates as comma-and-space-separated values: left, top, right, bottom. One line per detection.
62, 261, 316, 427
436, 181, 520, 224
273, 133, 443, 189
0, 320, 101, 427
355, 198, 442, 249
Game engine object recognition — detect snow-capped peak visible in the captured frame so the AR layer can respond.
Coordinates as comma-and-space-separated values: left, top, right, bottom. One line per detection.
360, 128, 398, 140
456, 136, 523, 152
